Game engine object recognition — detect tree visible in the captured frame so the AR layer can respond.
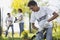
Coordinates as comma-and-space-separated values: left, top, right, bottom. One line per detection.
0, 9, 2, 36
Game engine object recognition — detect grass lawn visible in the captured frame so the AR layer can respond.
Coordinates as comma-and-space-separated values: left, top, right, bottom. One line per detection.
0, 25, 60, 40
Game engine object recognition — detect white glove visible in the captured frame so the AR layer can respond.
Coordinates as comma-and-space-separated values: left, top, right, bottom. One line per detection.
5, 24, 9, 27
38, 27, 43, 31
43, 21, 49, 28
38, 20, 49, 31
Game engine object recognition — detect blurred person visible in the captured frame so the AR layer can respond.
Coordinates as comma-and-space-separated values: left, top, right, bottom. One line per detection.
5, 13, 14, 37
15, 9, 24, 36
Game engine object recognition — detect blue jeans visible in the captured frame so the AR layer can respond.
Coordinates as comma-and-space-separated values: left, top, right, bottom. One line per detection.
36, 26, 52, 40
19, 23, 24, 36
5, 25, 14, 37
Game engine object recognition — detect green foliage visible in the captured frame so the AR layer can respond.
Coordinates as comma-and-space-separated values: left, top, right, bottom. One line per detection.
22, 30, 29, 39
11, 0, 30, 15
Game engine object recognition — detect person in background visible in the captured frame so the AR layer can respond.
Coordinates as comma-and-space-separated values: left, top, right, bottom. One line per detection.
28, 1, 59, 40
5, 13, 14, 37
15, 9, 24, 36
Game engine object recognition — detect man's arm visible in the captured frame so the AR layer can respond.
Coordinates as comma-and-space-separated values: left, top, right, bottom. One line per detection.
19, 15, 23, 21
16, 15, 23, 22
32, 23, 38, 30
48, 12, 59, 22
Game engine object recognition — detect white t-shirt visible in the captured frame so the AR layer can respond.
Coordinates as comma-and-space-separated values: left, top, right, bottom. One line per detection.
5, 16, 13, 25
30, 6, 55, 29
16, 13, 24, 23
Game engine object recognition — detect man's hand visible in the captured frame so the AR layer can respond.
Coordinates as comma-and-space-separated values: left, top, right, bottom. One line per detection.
32, 23, 38, 30
32, 25, 38, 30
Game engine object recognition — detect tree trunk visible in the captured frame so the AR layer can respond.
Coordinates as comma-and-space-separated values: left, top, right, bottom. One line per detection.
0, 8, 2, 36
29, 13, 32, 33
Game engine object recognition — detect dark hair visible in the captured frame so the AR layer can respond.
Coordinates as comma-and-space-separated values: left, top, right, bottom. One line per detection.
7, 13, 10, 15
18, 9, 22, 12
28, 1, 37, 7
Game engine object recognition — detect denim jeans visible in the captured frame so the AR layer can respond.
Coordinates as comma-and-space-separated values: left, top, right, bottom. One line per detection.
5, 25, 14, 37
19, 23, 24, 36
36, 26, 52, 40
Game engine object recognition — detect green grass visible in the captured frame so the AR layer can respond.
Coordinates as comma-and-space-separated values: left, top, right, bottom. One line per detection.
0, 33, 60, 40
0, 35, 22, 40
0, 25, 60, 40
